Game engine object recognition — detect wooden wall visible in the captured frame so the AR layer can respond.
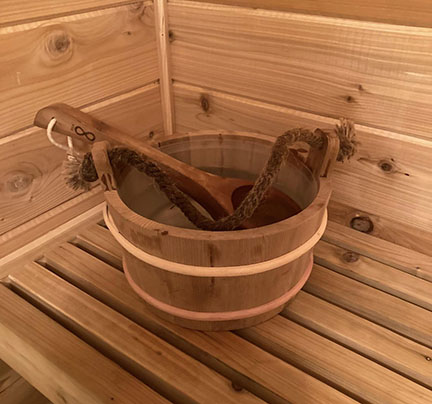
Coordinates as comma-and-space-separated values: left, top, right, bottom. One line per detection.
167, 0, 432, 255
0, 1, 164, 258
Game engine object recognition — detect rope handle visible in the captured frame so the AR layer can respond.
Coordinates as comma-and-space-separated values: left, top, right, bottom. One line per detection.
305, 129, 340, 179
42, 109, 357, 231
46, 117, 75, 153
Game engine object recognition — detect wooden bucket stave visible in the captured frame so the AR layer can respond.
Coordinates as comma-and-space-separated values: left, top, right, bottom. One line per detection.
102, 130, 337, 330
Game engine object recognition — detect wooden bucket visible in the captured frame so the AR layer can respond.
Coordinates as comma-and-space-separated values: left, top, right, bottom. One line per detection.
102, 130, 338, 330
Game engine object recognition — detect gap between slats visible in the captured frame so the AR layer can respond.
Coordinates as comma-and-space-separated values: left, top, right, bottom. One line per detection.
36, 240, 432, 396
36, 243, 361, 404
9, 263, 263, 404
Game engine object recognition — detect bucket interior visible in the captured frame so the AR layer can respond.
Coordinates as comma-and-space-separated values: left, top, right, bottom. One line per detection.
116, 134, 319, 229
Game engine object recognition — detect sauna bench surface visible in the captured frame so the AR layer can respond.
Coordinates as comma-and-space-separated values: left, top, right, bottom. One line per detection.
0, 218, 431, 404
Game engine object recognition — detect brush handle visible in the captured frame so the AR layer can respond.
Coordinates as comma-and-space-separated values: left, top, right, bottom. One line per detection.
34, 103, 233, 218
34, 103, 210, 181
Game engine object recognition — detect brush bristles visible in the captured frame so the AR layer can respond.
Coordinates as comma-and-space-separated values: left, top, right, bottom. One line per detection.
335, 118, 358, 162
62, 154, 91, 191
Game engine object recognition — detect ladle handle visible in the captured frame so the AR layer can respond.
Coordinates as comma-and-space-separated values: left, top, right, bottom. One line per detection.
34, 103, 207, 181
306, 130, 340, 179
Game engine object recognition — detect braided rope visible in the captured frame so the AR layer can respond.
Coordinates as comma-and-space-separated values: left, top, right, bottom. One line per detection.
63, 119, 357, 231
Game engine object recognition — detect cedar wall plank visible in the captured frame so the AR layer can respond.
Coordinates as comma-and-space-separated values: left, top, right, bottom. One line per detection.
169, 1, 432, 140
323, 221, 432, 282
0, 3, 158, 137
0, 84, 163, 244
327, 199, 432, 257
0, 1, 144, 26
183, 0, 432, 28
173, 83, 432, 253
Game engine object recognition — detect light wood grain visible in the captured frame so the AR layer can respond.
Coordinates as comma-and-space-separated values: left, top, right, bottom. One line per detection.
304, 265, 432, 348
0, 201, 103, 276
169, 1, 432, 140
283, 292, 432, 388
0, 368, 51, 404
0, 1, 152, 26
173, 82, 432, 237
73, 223, 123, 269
42, 243, 356, 404
0, 4, 158, 137
323, 221, 432, 282
0, 83, 162, 253
154, 0, 175, 134
0, 284, 168, 404
11, 262, 264, 404
327, 199, 432, 257
182, 0, 432, 28
237, 315, 432, 404
314, 240, 432, 310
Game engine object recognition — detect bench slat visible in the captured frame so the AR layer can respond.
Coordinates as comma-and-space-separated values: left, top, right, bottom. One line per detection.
42, 243, 357, 404
11, 262, 263, 404
0, 285, 168, 404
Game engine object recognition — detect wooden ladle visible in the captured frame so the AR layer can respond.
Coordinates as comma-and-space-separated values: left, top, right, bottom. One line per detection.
34, 103, 303, 228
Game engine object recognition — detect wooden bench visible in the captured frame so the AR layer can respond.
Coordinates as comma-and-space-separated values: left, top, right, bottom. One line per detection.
0, 219, 431, 403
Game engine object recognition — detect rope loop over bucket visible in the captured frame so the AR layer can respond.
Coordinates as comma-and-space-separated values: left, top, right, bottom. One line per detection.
59, 119, 357, 231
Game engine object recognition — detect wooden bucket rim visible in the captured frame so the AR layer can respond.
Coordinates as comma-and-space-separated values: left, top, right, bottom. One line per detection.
104, 204, 326, 276
151, 129, 313, 148
107, 129, 330, 239
105, 175, 330, 242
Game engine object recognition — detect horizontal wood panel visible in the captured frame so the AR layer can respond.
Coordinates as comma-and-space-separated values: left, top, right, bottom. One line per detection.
314, 240, 432, 310
0, 1, 146, 26
323, 221, 432, 282
284, 292, 432, 388
173, 83, 432, 245
305, 265, 432, 348
0, 192, 104, 264
327, 199, 432, 257
0, 4, 158, 137
169, 1, 432, 140
0, 83, 163, 242
184, 0, 432, 28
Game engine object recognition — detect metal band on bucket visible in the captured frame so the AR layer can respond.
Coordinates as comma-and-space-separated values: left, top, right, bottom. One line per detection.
123, 255, 313, 321
103, 204, 327, 277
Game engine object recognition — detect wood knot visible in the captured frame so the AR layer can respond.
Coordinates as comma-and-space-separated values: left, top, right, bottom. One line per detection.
350, 216, 374, 233
342, 251, 359, 263
44, 30, 73, 64
129, 2, 144, 11
200, 94, 210, 113
231, 382, 243, 392
345, 95, 356, 103
378, 159, 396, 173
3, 171, 34, 197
